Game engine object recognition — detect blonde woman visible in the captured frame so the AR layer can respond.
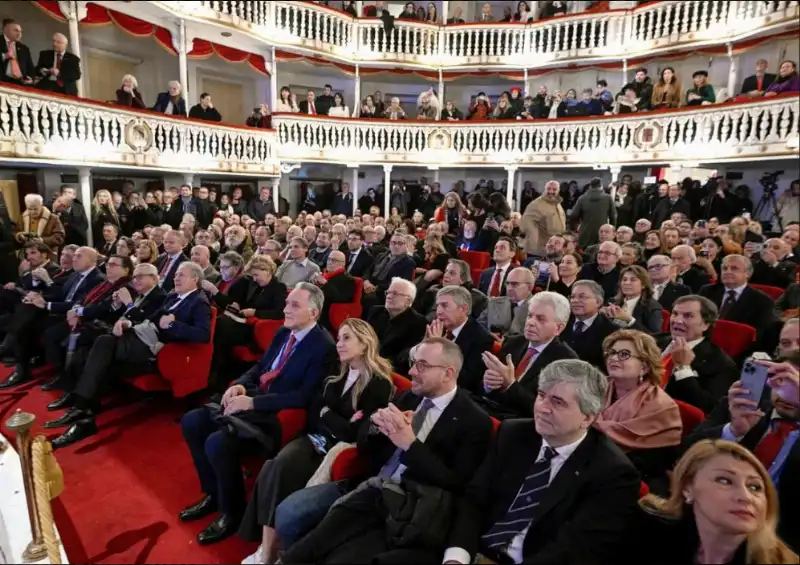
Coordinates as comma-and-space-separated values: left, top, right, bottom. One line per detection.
632, 440, 798, 564
91, 189, 120, 247
238, 318, 394, 565
115, 74, 145, 109
136, 239, 159, 265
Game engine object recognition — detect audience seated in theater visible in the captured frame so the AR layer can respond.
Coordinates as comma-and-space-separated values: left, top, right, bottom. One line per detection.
699, 254, 777, 342
115, 74, 145, 109
343, 229, 373, 278
443, 359, 640, 565
660, 295, 738, 414
583, 224, 617, 264
156, 230, 189, 292
599, 329, 682, 488
630, 440, 798, 563
480, 292, 577, 420
561, 280, 617, 370
152, 80, 187, 116
414, 259, 487, 323
275, 237, 321, 289
671, 244, 710, 293
428, 285, 494, 394
578, 240, 621, 303
361, 233, 415, 311
189, 93, 222, 122
207, 255, 286, 387
546, 250, 583, 298
740, 58, 776, 97
0, 246, 104, 390
648, 254, 691, 312
280, 337, 493, 564
179, 283, 337, 545
603, 265, 664, 334
455, 220, 488, 252
1, 19, 34, 86
478, 237, 516, 297
310, 250, 357, 332
478, 266, 534, 339
366, 277, 426, 374
775, 282, 800, 320
765, 59, 800, 96
34, 32, 80, 96
748, 238, 795, 289
237, 319, 394, 560
14, 194, 65, 254
46, 261, 211, 449
191, 245, 220, 285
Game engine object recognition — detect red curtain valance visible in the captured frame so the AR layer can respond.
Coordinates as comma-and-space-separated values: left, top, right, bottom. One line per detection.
188, 39, 269, 76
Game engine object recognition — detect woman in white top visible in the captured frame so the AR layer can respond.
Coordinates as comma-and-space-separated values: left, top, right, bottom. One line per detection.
603, 265, 664, 334
275, 86, 299, 113
327, 92, 350, 118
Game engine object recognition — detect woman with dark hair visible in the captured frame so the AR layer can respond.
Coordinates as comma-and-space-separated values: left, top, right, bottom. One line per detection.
357, 95, 378, 118
467, 192, 490, 230
547, 251, 583, 297
275, 86, 299, 113
765, 60, 800, 96
700, 236, 723, 277
604, 264, 664, 334
651, 66, 683, 109
358, 188, 377, 214
513, 0, 533, 22
488, 192, 511, 222
644, 230, 666, 261
468, 92, 492, 120
425, 2, 439, 23
327, 92, 349, 118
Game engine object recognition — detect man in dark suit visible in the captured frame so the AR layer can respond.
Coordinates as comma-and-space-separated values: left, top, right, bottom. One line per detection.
179, 283, 337, 545
0, 246, 105, 389
97, 223, 119, 257
478, 236, 516, 297
281, 337, 494, 564
739, 58, 776, 97
648, 254, 690, 312
660, 295, 738, 414
312, 250, 356, 331
366, 278, 427, 374
684, 359, 799, 552
315, 84, 335, 116
0, 19, 35, 86
750, 238, 795, 289
429, 285, 494, 394
45, 261, 212, 448
561, 280, 617, 370
195, 186, 218, 229
362, 233, 415, 311
331, 182, 354, 216
344, 228, 373, 278
298, 89, 319, 115
156, 230, 189, 292
652, 184, 692, 229
481, 292, 578, 419
699, 254, 777, 342
415, 259, 487, 322
52, 186, 88, 247
577, 241, 621, 304
443, 359, 640, 565
34, 32, 80, 96
672, 244, 710, 293
161, 191, 183, 229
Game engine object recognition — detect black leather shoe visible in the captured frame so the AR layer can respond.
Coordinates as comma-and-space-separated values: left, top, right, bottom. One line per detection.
47, 392, 75, 412
179, 495, 217, 522
41, 375, 69, 392
51, 418, 97, 450
197, 514, 237, 545
44, 407, 93, 429
0, 371, 31, 389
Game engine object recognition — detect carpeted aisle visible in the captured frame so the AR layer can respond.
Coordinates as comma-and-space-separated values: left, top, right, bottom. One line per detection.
0, 365, 256, 564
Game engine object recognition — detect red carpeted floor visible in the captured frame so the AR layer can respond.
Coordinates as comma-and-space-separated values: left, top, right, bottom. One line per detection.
0, 364, 257, 564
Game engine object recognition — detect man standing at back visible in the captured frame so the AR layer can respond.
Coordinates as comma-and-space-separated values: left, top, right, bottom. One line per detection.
521, 180, 566, 258
569, 177, 616, 249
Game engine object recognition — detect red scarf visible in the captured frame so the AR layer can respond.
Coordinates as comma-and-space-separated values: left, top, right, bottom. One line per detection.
219, 275, 243, 295
323, 268, 345, 281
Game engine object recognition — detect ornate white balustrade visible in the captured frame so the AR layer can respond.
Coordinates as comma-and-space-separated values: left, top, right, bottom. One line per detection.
0, 85, 280, 176
273, 96, 800, 167
155, 0, 799, 67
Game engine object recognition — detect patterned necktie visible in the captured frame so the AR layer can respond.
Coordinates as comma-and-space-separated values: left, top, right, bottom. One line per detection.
573, 321, 586, 335
379, 398, 435, 479
481, 447, 558, 552
259, 333, 297, 391
719, 290, 737, 318
159, 256, 173, 277
753, 420, 800, 469
55, 51, 63, 86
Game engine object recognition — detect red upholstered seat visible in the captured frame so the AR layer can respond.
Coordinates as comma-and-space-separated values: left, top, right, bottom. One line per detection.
460, 250, 491, 271
711, 320, 756, 359
749, 284, 784, 301
674, 399, 705, 438
639, 481, 650, 498
126, 308, 217, 398
253, 319, 284, 351
661, 310, 671, 333
276, 408, 307, 447
471, 268, 482, 286
328, 277, 365, 335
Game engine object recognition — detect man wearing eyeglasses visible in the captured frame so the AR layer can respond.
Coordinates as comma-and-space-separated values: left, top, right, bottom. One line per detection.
577, 241, 621, 304
312, 250, 356, 332
366, 278, 426, 374
561, 280, 617, 370
647, 254, 690, 313
361, 234, 415, 311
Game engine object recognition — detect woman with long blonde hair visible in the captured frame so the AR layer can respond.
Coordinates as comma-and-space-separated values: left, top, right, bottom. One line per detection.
91, 189, 120, 248
238, 319, 394, 564
632, 439, 798, 564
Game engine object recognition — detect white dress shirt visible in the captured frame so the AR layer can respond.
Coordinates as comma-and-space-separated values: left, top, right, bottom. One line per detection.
662, 337, 705, 380
449, 319, 468, 340
724, 284, 748, 301
342, 368, 360, 395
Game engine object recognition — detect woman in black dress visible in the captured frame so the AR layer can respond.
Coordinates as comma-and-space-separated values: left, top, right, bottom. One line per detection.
237, 318, 394, 564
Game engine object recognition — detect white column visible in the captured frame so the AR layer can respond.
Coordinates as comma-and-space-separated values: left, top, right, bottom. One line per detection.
433, 169, 441, 184
272, 176, 280, 213
63, 1, 85, 97
505, 166, 517, 209
350, 165, 359, 216
530, 1, 540, 20
441, 0, 449, 22
727, 43, 738, 97
78, 166, 92, 247
383, 165, 393, 218
355, 0, 363, 16
437, 69, 444, 120
523, 68, 529, 97
270, 47, 278, 110
354, 65, 361, 116
609, 165, 622, 183
183, 173, 195, 186
516, 173, 524, 212
177, 19, 189, 104
622, 58, 628, 85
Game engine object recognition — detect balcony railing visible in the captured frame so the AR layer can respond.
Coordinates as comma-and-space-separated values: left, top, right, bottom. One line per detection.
156, 0, 799, 67
272, 95, 800, 166
0, 85, 280, 176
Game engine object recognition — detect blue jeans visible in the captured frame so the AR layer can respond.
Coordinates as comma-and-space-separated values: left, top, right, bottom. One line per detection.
274, 481, 348, 549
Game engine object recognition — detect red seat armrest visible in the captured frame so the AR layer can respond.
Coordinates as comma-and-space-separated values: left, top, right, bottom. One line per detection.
276, 409, 307, 447
331, 446, 370, 482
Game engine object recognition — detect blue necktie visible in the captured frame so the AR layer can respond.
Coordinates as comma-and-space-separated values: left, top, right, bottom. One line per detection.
379, 398, 435, 480
481, 447, 558, 552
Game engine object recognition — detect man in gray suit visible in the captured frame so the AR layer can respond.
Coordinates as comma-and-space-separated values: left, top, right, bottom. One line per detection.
478, 267, 535, 338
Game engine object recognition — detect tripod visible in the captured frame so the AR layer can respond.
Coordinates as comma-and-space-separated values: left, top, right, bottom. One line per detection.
753, 189, 783, 233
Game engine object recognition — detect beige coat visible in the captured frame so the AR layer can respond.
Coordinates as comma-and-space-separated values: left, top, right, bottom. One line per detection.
521, 195, 566, 255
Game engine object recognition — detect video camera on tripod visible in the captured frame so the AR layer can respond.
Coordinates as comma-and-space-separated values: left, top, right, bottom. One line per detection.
754, 170, 785, 232
759, 170, 784, 194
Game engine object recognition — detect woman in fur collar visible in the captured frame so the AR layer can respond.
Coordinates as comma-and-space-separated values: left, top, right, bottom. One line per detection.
14, 193, 65, 254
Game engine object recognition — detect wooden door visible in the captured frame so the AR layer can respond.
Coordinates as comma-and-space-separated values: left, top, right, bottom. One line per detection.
85, 53, 139, 104
201, 79, 244, 125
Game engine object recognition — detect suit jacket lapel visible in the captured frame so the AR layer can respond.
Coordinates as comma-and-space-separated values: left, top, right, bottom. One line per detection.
422, 390, 461, 447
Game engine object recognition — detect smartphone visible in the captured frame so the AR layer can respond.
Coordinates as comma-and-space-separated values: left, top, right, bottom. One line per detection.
739, 359, 770, 408
751, 243, 763, 254
643, 176, 657, 184
696, 220, 707, 228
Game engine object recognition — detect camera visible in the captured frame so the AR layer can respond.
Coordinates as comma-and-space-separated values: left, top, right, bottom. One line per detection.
759, 170, 783, 194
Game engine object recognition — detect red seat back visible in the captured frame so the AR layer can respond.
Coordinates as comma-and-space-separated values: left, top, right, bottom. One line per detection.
661, 310, 671, 333
352, 277, 364, 302
711, 320, 756, 359
749, 284, 783, 301
674, 399, 706, 437
254, 319, 284, 352
392, 373, 412, 393
329, 303, 363, 334
460, 250, 491, 271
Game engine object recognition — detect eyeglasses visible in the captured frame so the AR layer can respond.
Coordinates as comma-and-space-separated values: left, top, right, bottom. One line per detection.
385, 290, 411, 298
604, 348, 639, 361
411, 359, 448, 372
647, 264, 669, 271
596, 250, 616, 257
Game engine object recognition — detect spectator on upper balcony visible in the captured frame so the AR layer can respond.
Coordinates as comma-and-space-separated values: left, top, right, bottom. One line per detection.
373, 90, 386, 115
327, 93, 349, 118
592, 80, 614, 113
492, 95, 517, 120
316, 84, 335, 115
516, 96, 535, 120
246, 103, 272, 128
34, 33, 80, 97
276, 86, 299, 113
383, 97, 406, 120
447, 6, 465, 24
531, 85, 552, 119
1, 19, 34, 87
765, 60, 800, 96
469, 92, 491, 120
540, 0, 568, 19
342, 0, 358, 17
477, 3, 495, 22
618, 67, 653, 112
152, 80, 187, 116
441, 100, 463, 121
415, 5, 426, 21
513, 1, 534, 22
507, 86, 524, 113
248, 187, 277, 222
425, 2, 440, 24
500, 6, 514, 22
416, 88, 440, 120
739, 58, 776, 97
685, 70, 715, 106
399, 2, 418, 20
611, 86, 642, 115
651, 66, 683, 109
115, 74, 145, 110
299, 89, 319, 115
189, 93, 222, 122
356, 94, 378, 118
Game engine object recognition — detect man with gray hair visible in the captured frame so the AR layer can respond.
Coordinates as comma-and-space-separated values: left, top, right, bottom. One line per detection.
671, 244, 709, 293
152, 80, 187, 116
444, 358, 640, 565
414, 259, 488, 322
429, 285, 494, 394
478, 266, 535, 339
577, 240, 621, 304
479, 291, 578, 419
275, 237, 321, 289
191, 245, 220, 285
521, 180, 565, 257
35, 32, 81, 96
561, 279, 618, 370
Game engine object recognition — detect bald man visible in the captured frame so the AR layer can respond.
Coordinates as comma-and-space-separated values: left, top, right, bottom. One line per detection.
35, 32, 81, 96
312, 249, 357, 331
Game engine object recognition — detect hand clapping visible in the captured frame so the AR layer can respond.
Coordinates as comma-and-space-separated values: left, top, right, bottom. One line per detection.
426, 319, 445, 339
482, 352, 516, 392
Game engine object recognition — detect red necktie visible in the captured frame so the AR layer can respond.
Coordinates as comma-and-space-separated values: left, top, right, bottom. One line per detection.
757, 75, 763, 92
661, 353, 674, 388
489, 268, 503, 297
753, 420, 799, 469
311, 102, 316, 115
515, 347, 538, 379
259, 333, 296, 391
159, 256, 173, 277
55, 52, 63, 87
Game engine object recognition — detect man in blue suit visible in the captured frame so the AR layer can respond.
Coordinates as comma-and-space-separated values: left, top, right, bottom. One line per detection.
179, 282, 337, 546
478, 237, 517, 298
45, 261, 213, 448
